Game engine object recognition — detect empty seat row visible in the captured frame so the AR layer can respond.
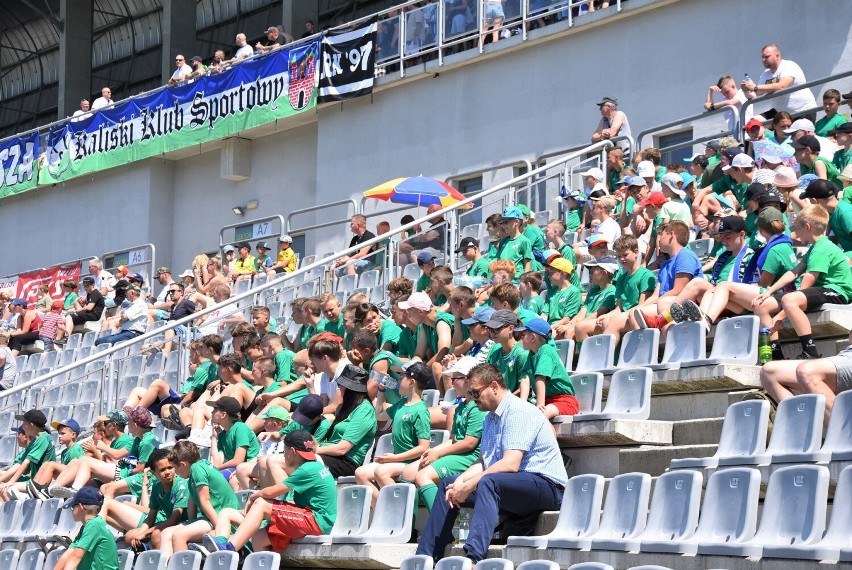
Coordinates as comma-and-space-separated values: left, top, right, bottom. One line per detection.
117, 549, 276, 570
402, 555, 674, 570
508, 464, 852, 562
553, 368, 652, 424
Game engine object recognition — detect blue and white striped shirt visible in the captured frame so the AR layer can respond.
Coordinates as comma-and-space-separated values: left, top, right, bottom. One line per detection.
480, 393, 568, 486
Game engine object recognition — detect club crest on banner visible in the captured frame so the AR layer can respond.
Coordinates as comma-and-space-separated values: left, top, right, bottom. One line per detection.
289, 44, 317, 111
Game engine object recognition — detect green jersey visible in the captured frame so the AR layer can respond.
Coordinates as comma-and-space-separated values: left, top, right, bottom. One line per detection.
61, 443, 85, 465
542, 285, 582, 323
416, 273, 431, 292
273, 349, 296, 382
181, 359, 215, 396
23, 432, 55, 480
829, 200, 852, 252
216, 421, 260, 463
486, 342, 529, 393
318, 399, 377, 465
497, 234, 533, 278
467, 257, 491, 278
607, 267, 657, 311
397, 326, 418, 359
449, 400, 484, 462
320, 315, 346, 338
69, 517, 118, 570
760, 242, 798, 281
387, 399, 431, 458
583, 284, 616, 315
149, 476, 190, 524
377, 319, 402, 351
801, 157, 842, 189
565, 206, 583, 232
419, 311, 455, 356
815, 114, 847, 138
188, 460, 240, 521
121, 431, 159, 477
803, 236, 852, 301
520, 295, 544, 316
284, 460, 338, 534
529, 343, 575, 397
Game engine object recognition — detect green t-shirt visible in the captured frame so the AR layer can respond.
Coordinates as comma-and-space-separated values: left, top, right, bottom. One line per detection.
319, 399, 377, 465
69, 517, 118, 570
834, 147, 852, 174
122, 431, 159, 477
815, 114, 847, 138
387, 399, 431, 458
517, 307, 539, 325
529, 343, 575, 397
449, 400, 484, 462
111, 433, 135, 453
23, 432, 55, 479
521, 295, 544, 316
416, 273, 431, 293
803, 236, 852, 301
321, 315, 346, 338
497, 234, 533, 277
378, 319, 402, 351
830, 200, 852, 253
613, 196, 637, 216
760, 242, 798, 280
300, 324, 317, 349
273, 349, 296, 383
217, 421, 260, 463
181, 359, 215, 396
371, 350, 404, 405
565, 206, 583, 232
608, 267, 657, 311
188, 460, 240, 521
284, 460, 338, 534
61, 443, 85, 465
486, 342, 529, 393
523, 225, 546, 252
801, 157, 842, 189
419, 311, 455, 356
711, 175, 747, 206
467, 257, 491, 278
396, 326, 418, 359
542, 285, 582, 323
558, 244, 582, 289
149, 476, 190, 524
583, 284, 616, 315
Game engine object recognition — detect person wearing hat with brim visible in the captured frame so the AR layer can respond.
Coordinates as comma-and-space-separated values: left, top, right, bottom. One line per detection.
453, 305, 496, 365
400, 356, 485, 511
543, 222, 582, 289
794, 135, 843, 189
264, 236, 295, 280
839, 164, 852, 203
517, 318, 578, 422
203, 429, 337, 554
356, 361, 431, 507
402, 292, 455, 384
457, 236, 490, 279
515, 204, 547, 264
542, 257, 581, 330
0, 409, 54, 502
208, 396, 260, 487
831, 122, 852, 181
54, 486, 119, 570
315, 364, 377, 478
591, 96, 631, 152
255, 25, 286, 54
752, 203, 852, 360
188, 55, 207, 79
659, 173, 693, 226
94, 284, 148, 346
558, 186, 586, 233
0, 426, 30, 487
679, 207, 796, 333
798, 178, 852, 253
415, 250, 438, 293
496, 207, 533, 277
556, 256, 618, 341
232, 242, 258, 283
483, 309, 530, 400
254, 242, 275, 275
231, 405, 291, 490
24, 418, 84, 499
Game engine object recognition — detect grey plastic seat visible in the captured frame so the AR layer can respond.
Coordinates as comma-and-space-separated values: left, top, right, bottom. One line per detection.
334, 483, 415, 543
3, 498, 42, 541
554, 339, 574, 370
44, 548, 66, 570
509, 474, 604, 548
242, 552, 280, 570
359, 270, 381, 290
16, 550, 44, 570
297, 485, 372, 543
799, 389, 852, 462
752, 394, 825, 465
553, 372, 602, 423
18, 497, 62, 542
549, 472, 651, 550
627, 566, 673, 570
648, 321, 706, 371
201, 551, 238, 570
474, 558, 513, 570
594, 470, 702, 552
670, 400, 770, 469
42, 386, 62, 407
761, 464, 851, 561
53, 503, 78, 537
430, 429, 450, 447
117, 549, 135, 570
516, 561, 559, 570
166, 550, 201, 570
682, 316, 758, 367
615, 328, 660, 369
699, 464, 829, 558
337, 274, 358, 293
400, 554, 433, 570
0, 410, 14, 435
573, 334, 615, 373
0, 551, 19, 569
435, 557, 472, 570
567, 564, 614, 570
402, 263, 420, 281
574, 368, 652, 421
142, 352, 164, 376
133, 550, 165, 570
422, 389, 441, 408
0, 436, 17, 466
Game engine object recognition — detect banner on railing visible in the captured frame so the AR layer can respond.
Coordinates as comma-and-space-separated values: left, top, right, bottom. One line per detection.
0, 131, 38, 198
15, 263, 82, 308
0, 276, 18, 298
38, 40, 320, 185
318, 18, 377, 103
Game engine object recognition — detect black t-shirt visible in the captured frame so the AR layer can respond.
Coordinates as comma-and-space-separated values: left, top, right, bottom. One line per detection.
170, 299, 197, 321
349, 230, 376, 254
80, 289, 105, 320
264, 36, 284, 48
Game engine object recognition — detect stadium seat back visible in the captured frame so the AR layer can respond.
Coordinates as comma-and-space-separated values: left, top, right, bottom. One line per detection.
330, 485, 373, 537
618, 329, 660, 368
516, 561, 559, 570
751, 465, 829, 549
44, 548, 66, 570
566, 564, 614, 570
430, 429, 450, 447
359, 270, 381, 290
241, 552, 280, 570
0, 551, 19, 569
655, 321, 705, 367
636, 470, 702, 543
569, 372, 603, 418
474, 559, 513, 570
402, 263, 420, 282
554, 340, 574, 370
361, 483, 416, 542
688, 315, 759, 366
117, 549, 135, 570
580, 368, 652, 421
574, 334, 615, 373
421, 389, 440, 408
201, 551, 238, 570
435, 557, 472, 570
715, 400, 770, 464
400, 555, 433, 570
0, 411, 15, 435
820, 390, 852, 460
17, 549, 44, 570
521, 474, 604, 548
337, 274, 358, 293
765, 394, 825, 459
166, 550, 201, 570
694, 468, 761, 552
133, 549, 165, 570
372, 433, 393, 459
460, 224, 484, 240
594, 472, 652, 539
0, 500, 23, 534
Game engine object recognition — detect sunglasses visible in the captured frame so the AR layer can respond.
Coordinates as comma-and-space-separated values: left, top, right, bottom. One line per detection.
468, 384, 490, 400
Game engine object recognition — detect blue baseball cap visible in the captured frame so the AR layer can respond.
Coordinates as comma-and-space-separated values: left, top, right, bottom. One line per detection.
501, 206, 525, 220
9, 298, 27, 307
625, 175, 646, 187
461, 306, 496, 325
416, 251, 435, 265
51, 418, 81, 434
62, 486, 104, 509
679, 172, 696, 188
797, 173, 820, 191
514, 317, 552, 338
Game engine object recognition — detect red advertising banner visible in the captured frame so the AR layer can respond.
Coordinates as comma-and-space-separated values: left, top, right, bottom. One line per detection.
15, 263, 82, 308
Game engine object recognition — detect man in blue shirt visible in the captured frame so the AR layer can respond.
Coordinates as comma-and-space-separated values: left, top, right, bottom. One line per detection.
630, 220, 703, 329
416, 363, 567, 563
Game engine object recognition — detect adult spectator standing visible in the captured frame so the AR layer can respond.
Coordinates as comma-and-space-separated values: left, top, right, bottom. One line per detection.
334, 215, 376, 276
234, 33, 254, 59
94, 285, 148, 346
167, 55, 193, 86
742, 44, 817, 119
591, 96, 631, 151
302, 20, 316, 38
256, 27, 285, 53
415, 363, 567, 563
91, 87, 113, 110
71, 99, 91, 120
188, 56, 207, 79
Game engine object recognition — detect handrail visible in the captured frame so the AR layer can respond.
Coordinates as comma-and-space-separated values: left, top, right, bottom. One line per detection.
286, 199, 359, 235
636, 106, 739, 150
738, 68, 852, 135
0, 139, 614, 401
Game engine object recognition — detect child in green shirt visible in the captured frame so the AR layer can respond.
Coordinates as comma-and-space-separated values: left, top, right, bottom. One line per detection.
0, 409, 54, 501
56, 487, 119, 570
553, 257, 617, 340
519, 271, 545, 317
25, 418, 83, 499
753, 204, 852, 359
518, 318, 578, 422
0, 427, 30, 487
210, 396, 260, 487
542, 257, 582, 327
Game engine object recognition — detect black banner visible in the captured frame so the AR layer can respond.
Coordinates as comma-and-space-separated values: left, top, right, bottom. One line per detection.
318, 18, 377, 103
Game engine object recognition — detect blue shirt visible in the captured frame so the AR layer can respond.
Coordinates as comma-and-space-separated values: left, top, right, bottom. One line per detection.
480, 393, 568, 486
657, 247, 703, 295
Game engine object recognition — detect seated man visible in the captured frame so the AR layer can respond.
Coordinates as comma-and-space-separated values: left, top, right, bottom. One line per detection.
57, 276, 105, 344
416, 363, 567, 563
94, 284, 148, 346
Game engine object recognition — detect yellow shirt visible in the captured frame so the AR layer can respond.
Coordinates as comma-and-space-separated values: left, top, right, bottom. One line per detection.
234, 256, 257, 275
277, 248, 297, 272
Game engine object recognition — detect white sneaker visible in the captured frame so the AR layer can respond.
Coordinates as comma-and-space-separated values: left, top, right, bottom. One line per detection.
187, 432, 211, 449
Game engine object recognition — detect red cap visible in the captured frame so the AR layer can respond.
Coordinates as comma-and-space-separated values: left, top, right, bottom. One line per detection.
51, 299, 64, 310
638, 192, 667, 208
743, 118, 763, 132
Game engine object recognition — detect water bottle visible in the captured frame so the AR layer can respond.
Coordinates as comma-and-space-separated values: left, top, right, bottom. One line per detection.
453, 508, 471, 544
261, 440, 276, 455
369, 370, 399, 391
758, 328, 772, 365
743, 73, 752, 84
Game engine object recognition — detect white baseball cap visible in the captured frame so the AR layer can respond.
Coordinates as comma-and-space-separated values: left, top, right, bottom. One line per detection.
398, 292, 432, 312
579, 167, 605, 182
637, 160, 656, 178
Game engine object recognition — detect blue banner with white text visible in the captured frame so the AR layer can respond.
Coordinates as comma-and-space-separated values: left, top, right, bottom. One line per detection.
0, 132, 38, 198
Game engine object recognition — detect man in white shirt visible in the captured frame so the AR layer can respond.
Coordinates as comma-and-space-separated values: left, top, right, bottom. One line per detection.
94, 286, 148, 346
234, 33, 254, 59
91, 87, 113, 110
167, 55, 193, 85
71, 99, 91, 120
742, 43, 817, 117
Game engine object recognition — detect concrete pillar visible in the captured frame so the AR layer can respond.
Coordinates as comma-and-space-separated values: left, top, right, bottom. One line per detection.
161, 0, 197, 83
221, 138, 252, 182
281, 0, 319, 41
58, 0, 93, 118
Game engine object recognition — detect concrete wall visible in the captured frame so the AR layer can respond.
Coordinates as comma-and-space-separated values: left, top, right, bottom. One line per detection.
2, 0, 850, 276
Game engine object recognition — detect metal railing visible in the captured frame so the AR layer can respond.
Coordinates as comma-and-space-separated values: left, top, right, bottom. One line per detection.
635, 105, 739, 150
0, 139, 614, 404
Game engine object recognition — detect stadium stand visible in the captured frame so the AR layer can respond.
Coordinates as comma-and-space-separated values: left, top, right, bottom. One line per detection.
0, 2, 852, 570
